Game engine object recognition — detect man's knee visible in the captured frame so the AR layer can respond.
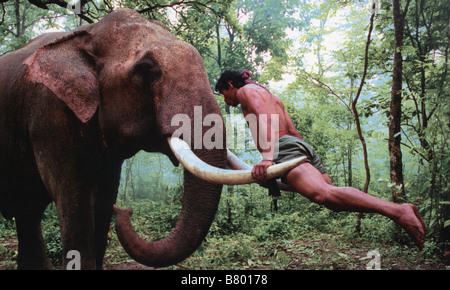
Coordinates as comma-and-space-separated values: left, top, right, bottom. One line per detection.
306, 187, 343, 211
306, 189, 330, 206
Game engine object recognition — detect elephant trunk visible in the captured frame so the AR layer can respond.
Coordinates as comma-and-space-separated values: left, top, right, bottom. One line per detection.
113, 148, 225, 267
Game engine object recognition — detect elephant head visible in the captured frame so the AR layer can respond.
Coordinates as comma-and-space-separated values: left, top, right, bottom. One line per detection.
22, 9, 303, 268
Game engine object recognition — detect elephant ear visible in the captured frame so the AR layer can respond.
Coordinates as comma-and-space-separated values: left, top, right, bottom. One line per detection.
23, 30, 100, 123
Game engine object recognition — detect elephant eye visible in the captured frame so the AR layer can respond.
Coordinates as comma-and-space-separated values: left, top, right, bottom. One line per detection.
130, 58, 162, 91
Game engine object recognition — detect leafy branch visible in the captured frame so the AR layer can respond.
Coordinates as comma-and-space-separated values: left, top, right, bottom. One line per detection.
23, 0, 232, 31
299, 71, 354, 117
138, 0, 226, 18
27, 0, 95, 23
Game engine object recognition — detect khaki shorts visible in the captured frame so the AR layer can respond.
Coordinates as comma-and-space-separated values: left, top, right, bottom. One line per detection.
273, 135, 326, 182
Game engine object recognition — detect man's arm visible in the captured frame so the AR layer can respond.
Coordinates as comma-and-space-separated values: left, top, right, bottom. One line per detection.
237, 87, 277, 181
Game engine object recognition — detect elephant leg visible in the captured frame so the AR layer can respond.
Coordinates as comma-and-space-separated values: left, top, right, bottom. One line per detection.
94, 207, 113, 270
30, 113, 105, 268
33, 147, 98, 269
94, 160, 122, 269
57, 185, 97, 269
15, 202, 53, 270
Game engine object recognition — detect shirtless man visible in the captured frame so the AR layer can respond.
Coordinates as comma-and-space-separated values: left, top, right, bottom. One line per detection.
215, 69, 426, 250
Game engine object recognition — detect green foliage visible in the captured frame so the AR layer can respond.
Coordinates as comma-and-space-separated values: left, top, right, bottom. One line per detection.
108, 187, 444, 269
116, 197, 183, 241
0, 0, 77, 54
41, 205, 62, 266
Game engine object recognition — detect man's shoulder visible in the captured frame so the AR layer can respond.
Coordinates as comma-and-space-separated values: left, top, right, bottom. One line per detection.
238, 84, 266, 98
236, 86, 259, 106
241, 83, 262, 91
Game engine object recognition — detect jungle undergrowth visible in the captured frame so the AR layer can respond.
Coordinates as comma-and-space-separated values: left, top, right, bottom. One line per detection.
0, 185, 447, 270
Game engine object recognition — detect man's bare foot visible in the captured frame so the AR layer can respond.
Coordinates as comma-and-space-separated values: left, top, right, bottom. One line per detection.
394, 204, 426, 250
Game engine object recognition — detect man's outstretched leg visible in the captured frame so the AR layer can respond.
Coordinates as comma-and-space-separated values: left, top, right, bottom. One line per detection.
285, 163, 426, 250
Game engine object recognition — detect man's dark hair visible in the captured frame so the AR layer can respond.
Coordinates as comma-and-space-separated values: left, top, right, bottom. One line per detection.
215, 70, 247, 93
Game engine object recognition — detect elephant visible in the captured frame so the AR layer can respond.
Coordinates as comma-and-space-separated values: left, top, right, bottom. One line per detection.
0, 9, 301, 270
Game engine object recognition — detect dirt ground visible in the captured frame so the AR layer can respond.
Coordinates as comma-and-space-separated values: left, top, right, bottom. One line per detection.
1, 236, 448, 270
103, 262, 154, 270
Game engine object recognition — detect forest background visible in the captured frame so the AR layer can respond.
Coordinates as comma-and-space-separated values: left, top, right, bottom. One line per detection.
0, 0, 448, 270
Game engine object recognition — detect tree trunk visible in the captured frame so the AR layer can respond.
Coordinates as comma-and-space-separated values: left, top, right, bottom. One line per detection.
389, 0, 408, 203
352, 5, 375, 235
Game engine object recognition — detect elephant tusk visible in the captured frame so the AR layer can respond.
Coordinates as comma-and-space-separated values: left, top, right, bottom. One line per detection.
167, 137, 306, 185
226, 149, 296, 192
226, 149, 252, 170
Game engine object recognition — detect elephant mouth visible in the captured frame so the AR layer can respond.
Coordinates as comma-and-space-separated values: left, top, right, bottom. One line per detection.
167, 137, 306, 185
159, 137, 180, 167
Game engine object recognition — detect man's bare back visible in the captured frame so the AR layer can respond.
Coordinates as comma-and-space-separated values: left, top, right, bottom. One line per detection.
236, 84, 302, 141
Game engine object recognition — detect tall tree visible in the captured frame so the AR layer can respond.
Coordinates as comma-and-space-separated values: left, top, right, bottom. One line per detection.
400, 0, 449, 238
389, 0, 410, 202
